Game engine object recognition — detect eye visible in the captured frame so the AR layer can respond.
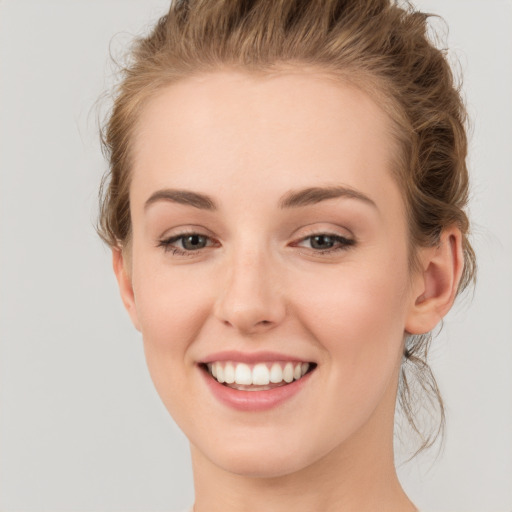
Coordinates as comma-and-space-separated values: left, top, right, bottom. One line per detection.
178, 234, 209, 250
157, 232, 217, 255
295, 233, 355, 254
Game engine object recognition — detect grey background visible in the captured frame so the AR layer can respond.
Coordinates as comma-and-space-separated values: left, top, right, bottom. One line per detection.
0, 0, 510, 510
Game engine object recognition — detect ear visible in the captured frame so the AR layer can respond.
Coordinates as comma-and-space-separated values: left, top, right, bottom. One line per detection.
405, 226, 464, 335
112, 248, 141, 332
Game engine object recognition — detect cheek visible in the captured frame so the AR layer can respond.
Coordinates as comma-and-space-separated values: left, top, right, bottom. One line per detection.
283, 262, 410, 444
131, 256, 214, 404
132, 249, 210, 346
292, 257, 410, 385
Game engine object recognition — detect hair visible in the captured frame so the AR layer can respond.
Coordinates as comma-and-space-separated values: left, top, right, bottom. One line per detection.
97, 0, 476, 456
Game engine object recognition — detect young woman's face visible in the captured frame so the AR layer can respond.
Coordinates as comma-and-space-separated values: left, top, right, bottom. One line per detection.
122, 70, 423, 477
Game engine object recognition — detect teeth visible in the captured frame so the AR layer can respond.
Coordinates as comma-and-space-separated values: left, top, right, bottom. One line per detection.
206, 361, 312, 387
252, 363, 270, 385
234, 363, 252, 385
224, 362, 235, 384
216, 364, 225, 384
283, 362, 294, 383
269, 362, 283, 383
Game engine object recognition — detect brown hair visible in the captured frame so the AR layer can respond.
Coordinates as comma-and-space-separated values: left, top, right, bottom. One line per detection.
97, 0, 476, 456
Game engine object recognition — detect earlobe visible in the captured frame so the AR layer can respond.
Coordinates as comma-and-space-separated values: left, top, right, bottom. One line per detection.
112, 248, 141, 332
405, 227, 464, 335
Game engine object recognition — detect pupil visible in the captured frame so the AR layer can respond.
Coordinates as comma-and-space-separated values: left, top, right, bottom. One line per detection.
311, 235, 334, 249
183, 235, 206, 250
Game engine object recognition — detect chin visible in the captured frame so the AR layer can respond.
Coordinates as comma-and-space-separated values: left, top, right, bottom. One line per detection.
213, 446, 314, 478
191, 424, 332, 479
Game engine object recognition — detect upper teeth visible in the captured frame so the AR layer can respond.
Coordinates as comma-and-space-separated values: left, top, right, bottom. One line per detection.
207, 361, 310, 386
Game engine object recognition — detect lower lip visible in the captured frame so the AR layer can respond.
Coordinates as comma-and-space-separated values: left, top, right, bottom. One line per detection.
200, 366, 314, 412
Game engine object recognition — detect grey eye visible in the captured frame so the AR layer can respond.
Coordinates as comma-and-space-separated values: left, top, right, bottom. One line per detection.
309, 234, 336, 250
181, 234, 208, 250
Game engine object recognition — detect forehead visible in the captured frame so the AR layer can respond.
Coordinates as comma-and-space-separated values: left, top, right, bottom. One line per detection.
130, 69, 403, 214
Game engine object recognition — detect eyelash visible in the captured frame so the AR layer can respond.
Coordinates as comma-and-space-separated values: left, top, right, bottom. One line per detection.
293, 233, 356, 254
157, 232, 218, 256
157, 231, 356, 257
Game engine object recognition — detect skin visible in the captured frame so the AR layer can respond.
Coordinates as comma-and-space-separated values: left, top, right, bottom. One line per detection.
113, 69, 463, 512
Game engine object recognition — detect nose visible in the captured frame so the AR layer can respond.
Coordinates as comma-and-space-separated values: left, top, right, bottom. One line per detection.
213, 247, 286, 335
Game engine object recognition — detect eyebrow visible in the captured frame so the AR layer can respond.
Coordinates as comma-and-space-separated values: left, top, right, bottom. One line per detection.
278, 186, 377, 210
144, 189, 217, 211
144, 185, 377, 211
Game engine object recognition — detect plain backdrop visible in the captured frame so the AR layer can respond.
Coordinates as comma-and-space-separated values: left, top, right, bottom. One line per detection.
0, 1, 511, 511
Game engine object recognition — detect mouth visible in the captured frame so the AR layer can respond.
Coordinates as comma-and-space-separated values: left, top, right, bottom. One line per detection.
199, 360, 317, 391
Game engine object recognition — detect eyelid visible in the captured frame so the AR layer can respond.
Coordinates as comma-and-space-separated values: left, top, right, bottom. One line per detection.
156, 229, 219, 256
293, 233, 355, 247
291, 224, 355, 242
289, 227, 357, 256
295, 233, 354, 244
158, 224, 216, 239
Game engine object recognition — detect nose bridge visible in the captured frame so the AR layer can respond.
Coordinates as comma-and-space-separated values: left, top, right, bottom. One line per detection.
214, 236, 285, 333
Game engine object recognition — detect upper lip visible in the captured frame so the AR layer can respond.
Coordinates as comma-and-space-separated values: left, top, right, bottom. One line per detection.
199, 350, 315, 364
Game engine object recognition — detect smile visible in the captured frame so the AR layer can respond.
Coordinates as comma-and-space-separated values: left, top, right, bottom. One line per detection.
205, 361, 313, 390
199, 357, 317, 411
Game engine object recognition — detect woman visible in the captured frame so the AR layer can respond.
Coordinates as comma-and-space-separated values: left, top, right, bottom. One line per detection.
97, 0, 476, 510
